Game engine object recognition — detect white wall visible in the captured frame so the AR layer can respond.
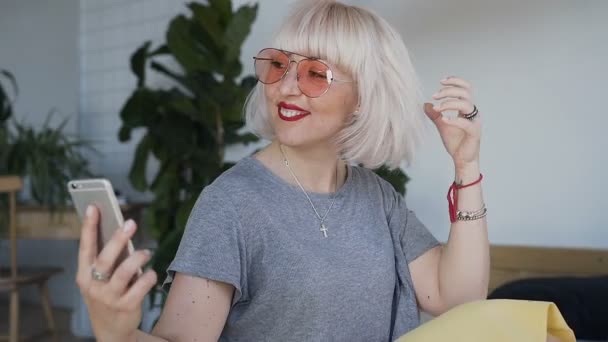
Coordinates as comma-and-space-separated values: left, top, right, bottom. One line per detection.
0, 0, 81, 309
0, 0, 79, 133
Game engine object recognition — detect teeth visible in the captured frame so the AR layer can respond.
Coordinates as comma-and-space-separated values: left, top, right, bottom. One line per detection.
280, 108, 307, 117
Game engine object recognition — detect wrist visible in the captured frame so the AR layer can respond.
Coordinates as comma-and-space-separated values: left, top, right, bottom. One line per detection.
454, 161, 480, 184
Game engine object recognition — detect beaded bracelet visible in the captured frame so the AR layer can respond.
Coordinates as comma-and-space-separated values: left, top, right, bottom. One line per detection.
456, 206, 488, 221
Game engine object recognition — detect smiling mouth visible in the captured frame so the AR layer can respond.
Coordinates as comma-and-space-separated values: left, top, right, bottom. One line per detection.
277, 104, 310, 122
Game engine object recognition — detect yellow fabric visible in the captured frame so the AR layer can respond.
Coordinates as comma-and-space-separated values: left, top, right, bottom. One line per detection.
397, 300, 575, 342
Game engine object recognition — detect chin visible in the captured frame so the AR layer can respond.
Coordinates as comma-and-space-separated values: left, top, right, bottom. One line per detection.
276, 133, 334, 151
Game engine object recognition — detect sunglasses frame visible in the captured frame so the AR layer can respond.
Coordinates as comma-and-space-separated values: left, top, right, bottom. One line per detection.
253, 48, 353, 98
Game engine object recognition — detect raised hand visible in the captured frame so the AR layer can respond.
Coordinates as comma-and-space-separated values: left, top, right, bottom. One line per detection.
75, 206, 157, 342
424, 76, 481, 171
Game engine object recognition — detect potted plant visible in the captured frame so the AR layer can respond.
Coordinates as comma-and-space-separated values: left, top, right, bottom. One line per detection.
7, 112, 95, 208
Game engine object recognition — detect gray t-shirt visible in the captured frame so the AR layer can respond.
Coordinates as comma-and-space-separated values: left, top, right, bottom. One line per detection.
163, 156, 440, 341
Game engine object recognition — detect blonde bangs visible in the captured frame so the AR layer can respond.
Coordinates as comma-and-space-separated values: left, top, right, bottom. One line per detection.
271, 1, 367, 79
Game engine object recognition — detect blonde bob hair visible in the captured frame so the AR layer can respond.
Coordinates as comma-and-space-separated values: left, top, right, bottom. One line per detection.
244, 0, 425, 170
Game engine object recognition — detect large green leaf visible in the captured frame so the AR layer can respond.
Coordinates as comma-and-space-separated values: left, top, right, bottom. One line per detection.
129, 133, 152, 191
189, 3, 224, 50
150, 61, 191, 91
150, 162, 180, 208
208, 0, 232, 27
223, 4, 258, 63
130, 41, 151, 87
167, 15, 215, 73
168, 97, 198, 118
119, 88, 159, 135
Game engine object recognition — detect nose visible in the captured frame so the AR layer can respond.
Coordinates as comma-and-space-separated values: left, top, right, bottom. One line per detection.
278, 60, 302, 97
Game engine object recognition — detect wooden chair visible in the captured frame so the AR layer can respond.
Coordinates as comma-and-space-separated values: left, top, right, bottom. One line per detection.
0, 176, 63, 342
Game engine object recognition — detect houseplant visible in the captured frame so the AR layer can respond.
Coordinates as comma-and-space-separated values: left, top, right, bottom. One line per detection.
7, 112, 95, 208
118, 0, 260, 292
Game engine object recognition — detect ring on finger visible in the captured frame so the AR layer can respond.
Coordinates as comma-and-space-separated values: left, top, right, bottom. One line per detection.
461, 105, 478, 121
91, 265, 112, 282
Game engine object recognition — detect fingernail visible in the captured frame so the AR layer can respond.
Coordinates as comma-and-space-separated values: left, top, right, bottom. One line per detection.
432, 93, 439, 98
433, 105, 440, 111
86, 205, 94, 217
124, 219, 135, 233
144, 249, 152, 256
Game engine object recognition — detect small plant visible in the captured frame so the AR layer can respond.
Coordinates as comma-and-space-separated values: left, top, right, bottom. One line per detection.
7, 112, 96, 208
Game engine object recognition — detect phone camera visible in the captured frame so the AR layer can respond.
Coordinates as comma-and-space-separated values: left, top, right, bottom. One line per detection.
70, 183, 81, 189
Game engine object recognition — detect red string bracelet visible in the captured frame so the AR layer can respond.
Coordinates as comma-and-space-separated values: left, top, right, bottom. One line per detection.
447, 173, 483, 223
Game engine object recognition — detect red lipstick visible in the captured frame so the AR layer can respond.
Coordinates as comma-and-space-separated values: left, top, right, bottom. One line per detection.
278, 102, 310, 122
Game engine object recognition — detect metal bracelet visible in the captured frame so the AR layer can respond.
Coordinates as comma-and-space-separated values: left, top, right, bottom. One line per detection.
456, 206, 487, 221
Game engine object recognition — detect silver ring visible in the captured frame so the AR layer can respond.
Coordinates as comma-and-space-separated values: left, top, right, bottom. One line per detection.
91, 266, 112, 282
461, 105, 478, 121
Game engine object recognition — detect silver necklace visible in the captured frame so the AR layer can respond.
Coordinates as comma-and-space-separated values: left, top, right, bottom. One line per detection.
279, 144, 340, 238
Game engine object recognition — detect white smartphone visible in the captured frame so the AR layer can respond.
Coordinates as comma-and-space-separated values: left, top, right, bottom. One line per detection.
68, 178, 135, 269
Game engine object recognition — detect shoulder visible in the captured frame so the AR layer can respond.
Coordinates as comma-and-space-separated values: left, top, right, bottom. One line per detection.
350, 166, 401, 198
194, 156, 264, 209
349, 165, 403, 214
207, 157, 256, 191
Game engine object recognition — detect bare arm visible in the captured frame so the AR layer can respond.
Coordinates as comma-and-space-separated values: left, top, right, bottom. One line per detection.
412, 77, 490, 316
409, 163, 489, 316
144, 273, 234, 342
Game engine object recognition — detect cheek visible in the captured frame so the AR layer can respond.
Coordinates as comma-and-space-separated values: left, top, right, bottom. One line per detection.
263, 84, 273, 102
343, 86, 359, 111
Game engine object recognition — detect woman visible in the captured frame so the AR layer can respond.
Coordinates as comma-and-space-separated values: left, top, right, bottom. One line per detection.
76, 1, 490, 341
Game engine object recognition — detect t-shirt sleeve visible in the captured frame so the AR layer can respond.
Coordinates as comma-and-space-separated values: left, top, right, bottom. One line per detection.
388, 189, 441, 264
162, 185, 246, 302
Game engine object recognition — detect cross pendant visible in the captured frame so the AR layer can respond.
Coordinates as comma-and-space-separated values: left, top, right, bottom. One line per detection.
320, 223, 328, 238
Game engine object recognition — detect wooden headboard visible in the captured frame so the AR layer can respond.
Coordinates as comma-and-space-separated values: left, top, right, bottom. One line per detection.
489, 244, 608, 293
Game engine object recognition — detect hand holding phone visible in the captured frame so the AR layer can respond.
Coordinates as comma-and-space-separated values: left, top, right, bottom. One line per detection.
70, 179, 157, 341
